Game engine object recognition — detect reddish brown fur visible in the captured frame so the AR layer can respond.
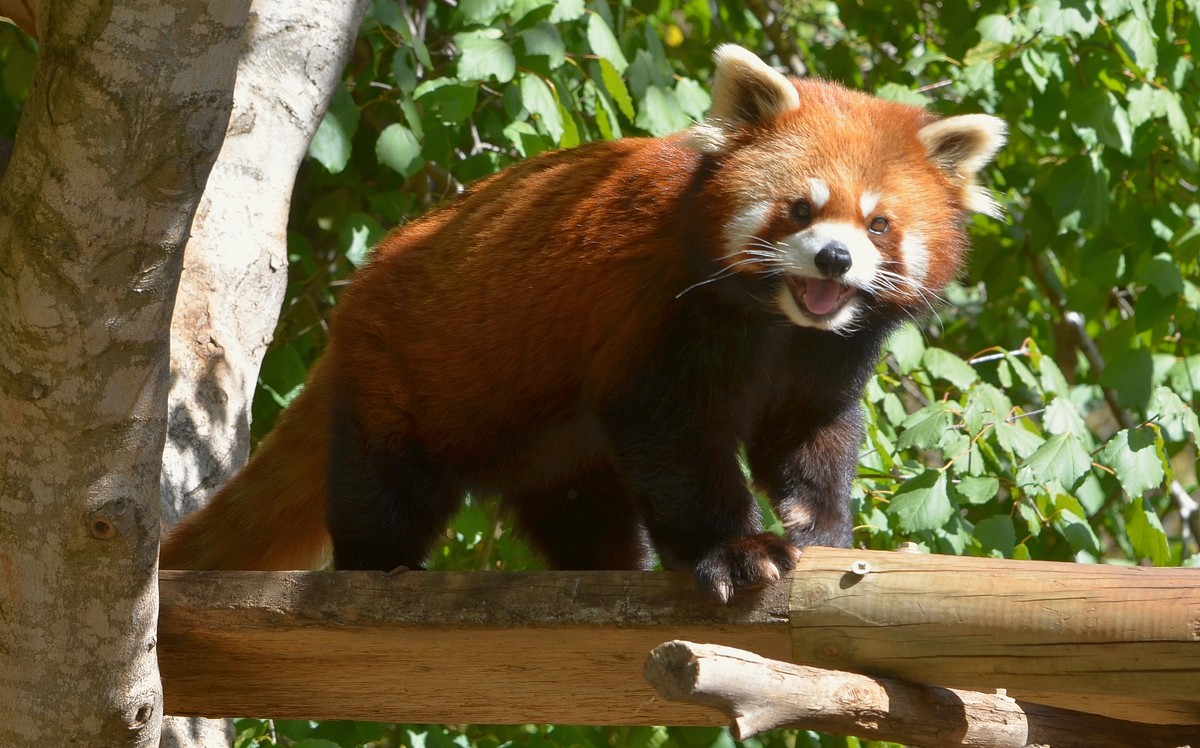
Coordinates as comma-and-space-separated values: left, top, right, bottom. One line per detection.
162, 53, 1002, 598
163, 136, 717, 570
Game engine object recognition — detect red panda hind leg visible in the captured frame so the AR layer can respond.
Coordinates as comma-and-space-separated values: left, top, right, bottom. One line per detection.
325, 392, 466, 572
503, 460, 654, 571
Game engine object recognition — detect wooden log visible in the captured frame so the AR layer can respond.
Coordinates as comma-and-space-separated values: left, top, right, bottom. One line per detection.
790, 547, 1200, 726
159, 552, 1200, 726
644, 640, 1198, 748
159, 570, 792, 724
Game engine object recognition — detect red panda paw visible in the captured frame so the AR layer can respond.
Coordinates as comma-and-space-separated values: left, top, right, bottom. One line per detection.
693, 533, 801, 604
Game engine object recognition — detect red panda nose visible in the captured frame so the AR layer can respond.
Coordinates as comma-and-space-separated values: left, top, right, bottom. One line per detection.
815, 242, 852, 279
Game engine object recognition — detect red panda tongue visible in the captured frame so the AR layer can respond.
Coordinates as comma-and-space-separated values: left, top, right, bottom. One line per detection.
803, 278, 843, 316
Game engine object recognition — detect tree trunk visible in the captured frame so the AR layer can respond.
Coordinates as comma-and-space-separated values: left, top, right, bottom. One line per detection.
160, 2, 368, 742
0, 0, 248, 745
161, 0, 370, 528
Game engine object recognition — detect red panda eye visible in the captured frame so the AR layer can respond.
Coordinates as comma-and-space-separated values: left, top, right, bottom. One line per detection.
791, 200, 812, 223
869, 216, 889, 234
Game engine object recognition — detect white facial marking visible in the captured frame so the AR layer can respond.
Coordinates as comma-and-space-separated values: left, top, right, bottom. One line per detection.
901, 233, 929, 284
860, 191, 881, 219
808, 178, 831, 210
724, 201, 773, 255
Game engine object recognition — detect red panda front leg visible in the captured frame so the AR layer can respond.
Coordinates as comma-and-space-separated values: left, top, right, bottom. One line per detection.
605, 421, 800, 603
746, 399, 861, 550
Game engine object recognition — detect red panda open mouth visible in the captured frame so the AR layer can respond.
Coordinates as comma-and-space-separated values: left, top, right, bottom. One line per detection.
785, 275, 858, 318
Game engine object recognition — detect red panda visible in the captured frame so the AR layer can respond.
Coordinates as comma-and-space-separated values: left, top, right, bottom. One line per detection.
161, 45, 1005, 602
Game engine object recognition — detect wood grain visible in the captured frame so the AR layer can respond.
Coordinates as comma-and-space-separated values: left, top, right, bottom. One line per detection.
159, 569, 792, 724
159, 550, 1200, 727
791, 547, 1200, 725
645, 640, 1199, 747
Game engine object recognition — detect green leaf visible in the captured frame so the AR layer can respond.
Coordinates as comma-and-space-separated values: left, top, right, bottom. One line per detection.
873, 83, 931, 105
381, 3, 431, 68
520, 74, 564, 142
1069, 89, 1133, 155
587, 13, 628, 73
1126, 83, 1166, 130
1019, 46, 1064, 93
974, 515, 1016, 556
519, 21, 566, 68
1115, 13, 1159, 76
590, 82, 620, 140
414, 79, 479, 125
503, 120, 548, 158
1098, 347, 1154, 412
1042, 396, 1087, 437
1149, 386, 1200, 442
1099, 428, 1165, 497
1140, 253, 1184, 295
1124, 497, 1170, 565
964, 382, 1011, 434
375, 123, 423, 177
886, 323, 926, 374
922, 347, 978, 390
889, 470, 953, 533
635, 85, 690, 137
556, 102, 580, 148
455, 29, 516, 83
1045, 155, 1110, 234
598, 58, 635, 120
994, 419, 1043, 459
548, 0, 584, 22
1016, 432, 1092, 489
897, 401, 957, 451
1033, 0, 1098, 38
1055, 508, 1100, 556
308, 85, 359, 174
976, 14, 1015, 43
955, 476, 999, 506
459, 0, 514, 24
674, 77, 711, 121
340, 213, 385, 269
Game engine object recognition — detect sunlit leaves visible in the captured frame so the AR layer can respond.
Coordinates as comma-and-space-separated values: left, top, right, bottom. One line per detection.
586, 13, 627, 72
889, 470, 953, 532
1017, 433, 1093, 489
376, 123, 423, 177
455, 29, 517, 83
308, 86, 360, 174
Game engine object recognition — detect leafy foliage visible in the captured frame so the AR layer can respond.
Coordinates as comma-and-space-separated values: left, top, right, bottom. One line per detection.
5, 0, 1198, 744
249, 0, 1199, 743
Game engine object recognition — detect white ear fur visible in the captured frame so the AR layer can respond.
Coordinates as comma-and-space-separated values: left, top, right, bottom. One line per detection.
918, 114, 1008, 218
688, 45, 799, 153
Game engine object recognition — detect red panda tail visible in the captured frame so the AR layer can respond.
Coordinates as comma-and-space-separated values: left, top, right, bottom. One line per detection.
160, 356, 334, 570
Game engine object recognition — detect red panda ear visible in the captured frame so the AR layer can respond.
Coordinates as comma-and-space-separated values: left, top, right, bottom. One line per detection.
918, 114, 1008, 218
689, 45, 799, 153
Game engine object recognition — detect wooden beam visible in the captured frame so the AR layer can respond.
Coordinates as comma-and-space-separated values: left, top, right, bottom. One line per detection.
789, 548, 1200, 726
158, 548, 1200, 727
159, 569, 792, 724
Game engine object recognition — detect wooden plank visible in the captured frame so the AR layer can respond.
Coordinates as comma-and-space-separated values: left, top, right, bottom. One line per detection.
158, 570, 793, 724
790, 547, 1200, 726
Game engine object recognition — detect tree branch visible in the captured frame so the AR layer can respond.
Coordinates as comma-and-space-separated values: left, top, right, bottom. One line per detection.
645, 640, 1198, 748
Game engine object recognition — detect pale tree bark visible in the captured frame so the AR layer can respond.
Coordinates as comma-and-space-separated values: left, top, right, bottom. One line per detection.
0, 1, 248, 746
645, 641, 1199, 748
161, 0, 370, 528
159, 2, 369, 744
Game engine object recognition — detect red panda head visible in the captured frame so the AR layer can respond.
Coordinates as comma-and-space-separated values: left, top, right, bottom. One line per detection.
689, 45, 1006, 334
